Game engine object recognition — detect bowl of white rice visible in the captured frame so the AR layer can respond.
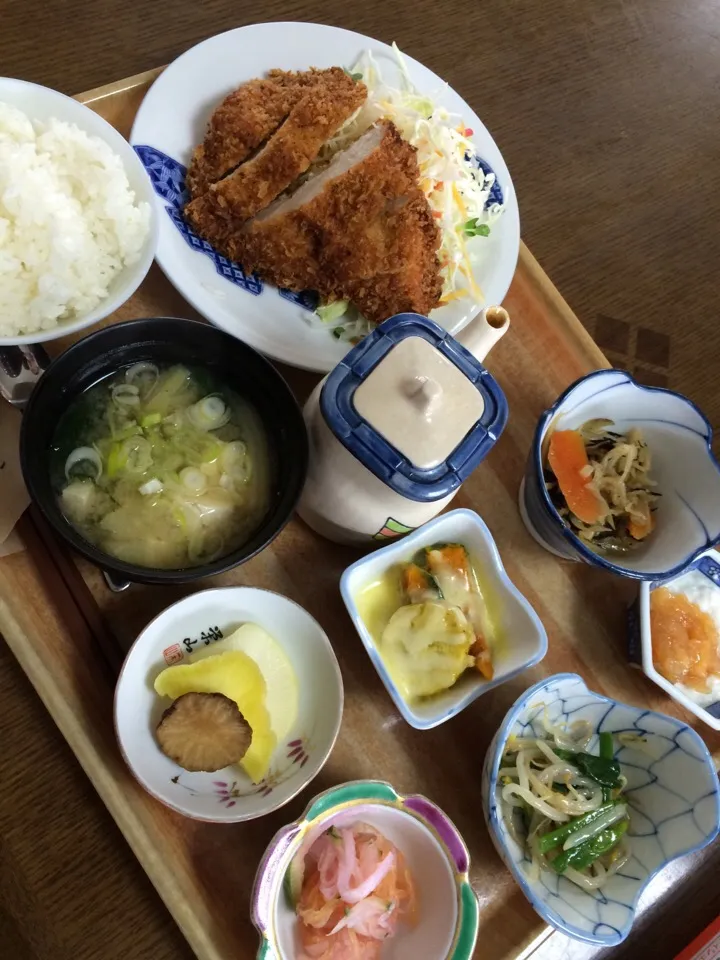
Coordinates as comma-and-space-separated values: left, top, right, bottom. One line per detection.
0, 78, 158, 344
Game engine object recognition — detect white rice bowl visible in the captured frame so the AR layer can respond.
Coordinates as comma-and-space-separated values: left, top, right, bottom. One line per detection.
0, 81, 156, 343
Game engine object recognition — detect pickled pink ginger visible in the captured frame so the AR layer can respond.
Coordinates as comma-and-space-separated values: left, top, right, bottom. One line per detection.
295, 822, 417, 959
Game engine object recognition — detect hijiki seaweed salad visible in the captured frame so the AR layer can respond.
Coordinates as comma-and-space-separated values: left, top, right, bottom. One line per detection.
544, 419, 659, 555
500, 719, 631, 890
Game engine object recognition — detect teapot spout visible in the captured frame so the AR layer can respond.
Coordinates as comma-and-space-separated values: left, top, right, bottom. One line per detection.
456, 305, 509, 363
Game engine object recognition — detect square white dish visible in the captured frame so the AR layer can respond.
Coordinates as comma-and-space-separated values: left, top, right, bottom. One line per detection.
632, 547, 720, 731
339, 508, 548, 729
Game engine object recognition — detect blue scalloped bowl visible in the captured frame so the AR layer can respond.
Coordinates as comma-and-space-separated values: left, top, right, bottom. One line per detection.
481, 673, 720, 946
519, 369, 720, 580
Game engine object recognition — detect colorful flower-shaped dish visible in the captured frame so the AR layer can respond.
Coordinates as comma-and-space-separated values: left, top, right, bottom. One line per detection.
252, 780, 479, 959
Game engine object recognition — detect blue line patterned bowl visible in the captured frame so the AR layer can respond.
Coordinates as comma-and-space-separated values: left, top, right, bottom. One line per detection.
519, 369, 720, 580
481, 673, 720, 946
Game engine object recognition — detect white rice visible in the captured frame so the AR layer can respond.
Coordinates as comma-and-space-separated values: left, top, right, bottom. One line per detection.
0, 101, 151, 337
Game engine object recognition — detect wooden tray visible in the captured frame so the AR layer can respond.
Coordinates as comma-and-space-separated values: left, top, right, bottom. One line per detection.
1, 70, 718, 960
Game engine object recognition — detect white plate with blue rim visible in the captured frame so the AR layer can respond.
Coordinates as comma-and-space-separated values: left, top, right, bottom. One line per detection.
481, 673, 720, 946
129, 21, 519, 372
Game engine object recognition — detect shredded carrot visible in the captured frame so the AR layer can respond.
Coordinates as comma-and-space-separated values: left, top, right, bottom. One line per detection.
458, 255, 482, 299
439, 288, 469, 305
452, 183, 467, 220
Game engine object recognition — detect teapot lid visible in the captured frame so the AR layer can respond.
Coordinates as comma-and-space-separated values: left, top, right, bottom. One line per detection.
320, 313, 507, 502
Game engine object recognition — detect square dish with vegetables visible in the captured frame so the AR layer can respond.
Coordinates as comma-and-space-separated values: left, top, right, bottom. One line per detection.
482, 673, 720, 946
340, 508, 547, 729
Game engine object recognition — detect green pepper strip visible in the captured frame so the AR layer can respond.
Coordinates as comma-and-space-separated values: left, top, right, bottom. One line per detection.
537, 802, 617, 854
554, 748, 621, 788
550, 819, 629, 875
599, 732, 614, 802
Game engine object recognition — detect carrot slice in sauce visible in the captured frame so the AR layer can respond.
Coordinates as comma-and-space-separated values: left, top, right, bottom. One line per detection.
628, 501, 654, 540
470, 634, 494, 680
547, 429, 606, 525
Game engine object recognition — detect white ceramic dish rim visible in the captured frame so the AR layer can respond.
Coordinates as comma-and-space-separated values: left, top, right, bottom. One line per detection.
129, 21, 520, 373
530, 369, 720, 580
340, 507, 548, 729
484, 671, 720, 945
113, 586, 344, 823
638, 548, 720, 732
0, 76, 159, 346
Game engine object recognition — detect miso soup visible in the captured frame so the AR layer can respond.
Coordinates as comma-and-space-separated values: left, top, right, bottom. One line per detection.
51, 362, 271, 569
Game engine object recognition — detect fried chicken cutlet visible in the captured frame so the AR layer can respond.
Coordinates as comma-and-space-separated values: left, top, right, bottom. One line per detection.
186, 67, 365, 199
185, 114, 443, 324
186, 72, 366, 224
340, 191, 443, 322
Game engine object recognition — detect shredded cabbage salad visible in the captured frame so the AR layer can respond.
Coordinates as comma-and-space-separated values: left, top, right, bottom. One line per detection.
308, 43, 505, 341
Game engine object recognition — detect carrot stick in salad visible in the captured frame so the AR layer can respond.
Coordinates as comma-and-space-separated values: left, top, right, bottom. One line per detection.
547, 429, 607, 525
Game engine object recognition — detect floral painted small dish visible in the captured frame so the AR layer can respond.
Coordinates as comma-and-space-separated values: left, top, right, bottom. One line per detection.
520, 369, 720, 580
482, 673, 720, 946
252, 780, 479, 960
628, 547, 720, 731
114, 586, 343, 822
340, 508, 548, 729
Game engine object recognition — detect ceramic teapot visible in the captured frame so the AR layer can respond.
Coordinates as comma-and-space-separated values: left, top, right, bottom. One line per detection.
297, 307, 509, 545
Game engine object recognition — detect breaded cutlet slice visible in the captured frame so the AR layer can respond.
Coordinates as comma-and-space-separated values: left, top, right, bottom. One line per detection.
186, 120, 443, 322
186, 123, 394, 291
186, 74, 366, 223
233, 122, 422, 293
187, 78, 290, 198
186, 67, 363, 198
341, 191, 443, 322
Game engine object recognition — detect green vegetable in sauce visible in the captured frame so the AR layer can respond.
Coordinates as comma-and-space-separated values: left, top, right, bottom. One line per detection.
550, 819, 629, 875
554, 748, 622, 788
537, 802, 618, 854
599, 731, 614, 802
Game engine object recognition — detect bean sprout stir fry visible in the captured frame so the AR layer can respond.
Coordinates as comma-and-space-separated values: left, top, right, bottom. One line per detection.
500, 715, 631, 890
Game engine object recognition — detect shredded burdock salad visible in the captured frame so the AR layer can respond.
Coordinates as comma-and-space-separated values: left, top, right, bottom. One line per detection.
545, 418, 660, 555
